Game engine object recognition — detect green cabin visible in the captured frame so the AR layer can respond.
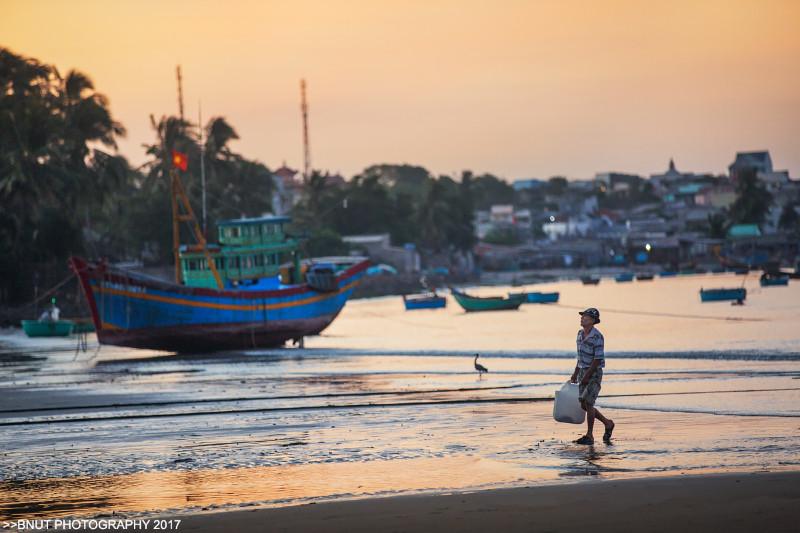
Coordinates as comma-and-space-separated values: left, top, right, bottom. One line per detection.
179, 216, 302, 289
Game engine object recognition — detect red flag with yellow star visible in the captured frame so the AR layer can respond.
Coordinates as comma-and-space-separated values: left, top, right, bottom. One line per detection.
172, 150, 188, 171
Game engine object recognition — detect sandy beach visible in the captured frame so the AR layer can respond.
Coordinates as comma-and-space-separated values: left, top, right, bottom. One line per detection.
2, 274, 799, 529
173, 472, 800, 533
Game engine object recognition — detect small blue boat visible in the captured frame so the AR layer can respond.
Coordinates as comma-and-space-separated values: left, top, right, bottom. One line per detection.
760, 273, 789, 287
509, 291, 560, 304
700, 287, 746, 302
403, 293, 447, 310
659, 271, 678, 278
615, 273, 634, 282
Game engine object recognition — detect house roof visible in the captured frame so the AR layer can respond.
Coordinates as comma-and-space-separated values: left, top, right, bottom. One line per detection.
729, 151, 772, 171
218, 215, 291, 227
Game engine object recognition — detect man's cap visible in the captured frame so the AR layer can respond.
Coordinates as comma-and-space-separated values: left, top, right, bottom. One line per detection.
579, 307, 600, 323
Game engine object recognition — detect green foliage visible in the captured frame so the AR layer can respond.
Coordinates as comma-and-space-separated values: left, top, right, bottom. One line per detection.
471, 173, 515, 210
707, 212, 729, 239
303, 228, 349, 257
547, 176, 568, 195
729, 168, 773, 225
483, 226, 521, 246
1, 47, 127, 302
779, 204, 799, 234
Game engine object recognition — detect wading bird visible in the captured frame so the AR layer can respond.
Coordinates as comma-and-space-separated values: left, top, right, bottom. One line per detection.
474, 353, 488, 377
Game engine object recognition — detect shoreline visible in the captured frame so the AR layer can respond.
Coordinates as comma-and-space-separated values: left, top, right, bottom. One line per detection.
170, 471, 800, 532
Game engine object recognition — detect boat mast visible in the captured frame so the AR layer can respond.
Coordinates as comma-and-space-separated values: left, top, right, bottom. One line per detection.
170, 66, 222, 289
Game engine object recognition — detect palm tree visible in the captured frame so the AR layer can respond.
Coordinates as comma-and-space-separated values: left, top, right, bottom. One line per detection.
141, 114, 195, 192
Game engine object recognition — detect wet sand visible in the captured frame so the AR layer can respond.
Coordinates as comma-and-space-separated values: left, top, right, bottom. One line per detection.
2, 274, 799, 523
173, 471, 800, 533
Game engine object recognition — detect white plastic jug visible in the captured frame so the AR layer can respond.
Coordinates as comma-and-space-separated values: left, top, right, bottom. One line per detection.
553, 381, 585, 424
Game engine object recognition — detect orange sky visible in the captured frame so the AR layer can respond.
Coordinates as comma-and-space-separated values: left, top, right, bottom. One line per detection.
3, 0, 799, 181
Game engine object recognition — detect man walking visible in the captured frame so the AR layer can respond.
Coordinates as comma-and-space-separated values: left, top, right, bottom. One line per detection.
570, 307, 615, 445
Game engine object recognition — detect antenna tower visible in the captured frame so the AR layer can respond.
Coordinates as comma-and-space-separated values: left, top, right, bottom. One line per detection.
301, 79, 311, 181
176, 65, 185, 120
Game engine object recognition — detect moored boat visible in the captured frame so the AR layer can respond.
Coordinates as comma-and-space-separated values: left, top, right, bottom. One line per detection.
21, 320, 74, 337
403, 292, 447, 310
615, 272, 634, 282
635, 273, 654, 281
70, 160, 370, 352
580, 276, 600, 285
699, 287, 746, 302
450, 289, 524, 312
71, 255, 368, 352
509, 291, 560, 304
760, 272, 789, 287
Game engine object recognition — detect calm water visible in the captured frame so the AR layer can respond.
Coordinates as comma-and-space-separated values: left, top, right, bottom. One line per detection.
1, 272, 798, 519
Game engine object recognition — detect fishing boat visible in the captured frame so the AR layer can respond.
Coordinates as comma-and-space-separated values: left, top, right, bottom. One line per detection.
614, 272, 634, 282
699, 287, 746, 302
659, 270, 677, 278
508, 291, 560, 304
450, 288, 524, 312
580, 276, 600, 285
70, 163, 368, 352
403, 292, 447, 310
71, 215, 368, 352
760, 272, 789, 287
21, 320, 74, 337
635, 273, 654, 281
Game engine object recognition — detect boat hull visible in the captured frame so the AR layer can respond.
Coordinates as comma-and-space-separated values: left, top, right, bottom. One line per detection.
700, 288, 746, 302
760, 275, 789, 287
21, 320, 74, 337
403, 295, 447, 310
451, 290, 524, 312
509, 292, 560, 304
69, 257, 369, 352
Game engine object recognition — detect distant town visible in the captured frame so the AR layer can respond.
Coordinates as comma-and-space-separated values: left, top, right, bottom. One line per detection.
271, 150, 799, 282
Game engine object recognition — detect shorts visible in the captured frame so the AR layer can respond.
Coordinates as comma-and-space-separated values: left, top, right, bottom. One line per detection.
577, 367, 602, 407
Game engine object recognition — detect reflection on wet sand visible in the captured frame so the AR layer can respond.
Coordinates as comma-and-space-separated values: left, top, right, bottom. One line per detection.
0, 456, 552, 520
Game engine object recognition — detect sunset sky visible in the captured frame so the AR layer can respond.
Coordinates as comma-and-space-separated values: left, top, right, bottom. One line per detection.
3, 0, 799, 181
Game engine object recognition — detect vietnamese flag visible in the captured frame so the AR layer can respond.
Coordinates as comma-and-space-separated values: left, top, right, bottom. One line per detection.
172, 150, 188, 171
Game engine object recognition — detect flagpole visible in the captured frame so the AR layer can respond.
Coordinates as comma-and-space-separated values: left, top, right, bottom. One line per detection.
199, 101, 207, 236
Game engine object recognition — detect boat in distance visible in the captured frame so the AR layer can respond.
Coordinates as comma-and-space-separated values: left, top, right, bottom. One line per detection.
403, 292, 447, 310
450, 288, 525, 312
699, 287, 746, 302
507, 291, 560, 304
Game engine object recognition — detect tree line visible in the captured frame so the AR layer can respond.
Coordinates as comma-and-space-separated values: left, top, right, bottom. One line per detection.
0, 48, 488, 306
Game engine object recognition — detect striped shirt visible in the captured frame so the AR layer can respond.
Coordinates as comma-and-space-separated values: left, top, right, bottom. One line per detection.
576, 327, 605, 368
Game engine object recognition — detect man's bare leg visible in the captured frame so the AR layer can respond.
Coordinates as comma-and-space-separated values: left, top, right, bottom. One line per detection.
594, 407, 613, 430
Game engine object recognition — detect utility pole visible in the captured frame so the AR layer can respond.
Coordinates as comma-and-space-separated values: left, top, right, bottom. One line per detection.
300, 79, 311, 182
176, 65, 185, 121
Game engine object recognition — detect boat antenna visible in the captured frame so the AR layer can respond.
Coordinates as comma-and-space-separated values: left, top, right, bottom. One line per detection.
199, 101, 207, 236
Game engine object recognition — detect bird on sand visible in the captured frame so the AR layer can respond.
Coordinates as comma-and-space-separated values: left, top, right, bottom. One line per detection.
474, 353, 488, 376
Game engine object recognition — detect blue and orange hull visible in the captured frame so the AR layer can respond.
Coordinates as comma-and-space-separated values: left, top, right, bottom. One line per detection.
69, 257, 369, 352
